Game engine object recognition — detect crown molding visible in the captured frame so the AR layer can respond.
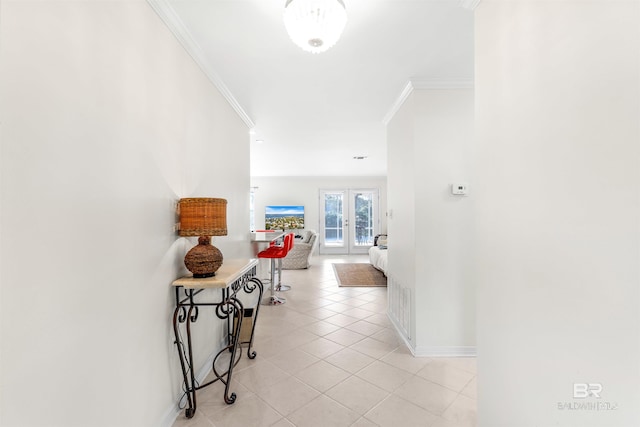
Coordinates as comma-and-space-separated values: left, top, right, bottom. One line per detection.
459, 0, 482, 10
382, 81, 414, 126
147, 0, 255, 129
382, 78, 474, 125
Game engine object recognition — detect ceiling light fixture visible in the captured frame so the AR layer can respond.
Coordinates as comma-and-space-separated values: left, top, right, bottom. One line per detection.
283, 0, 347, 54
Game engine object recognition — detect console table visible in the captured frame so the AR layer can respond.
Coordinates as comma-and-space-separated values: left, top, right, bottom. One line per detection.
172, 258, 263, 418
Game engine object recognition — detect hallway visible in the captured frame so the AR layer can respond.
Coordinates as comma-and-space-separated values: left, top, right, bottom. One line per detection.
172, 255, 477, 427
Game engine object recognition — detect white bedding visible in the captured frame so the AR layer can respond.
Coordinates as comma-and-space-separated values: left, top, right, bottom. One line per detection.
368, 246, 388, 275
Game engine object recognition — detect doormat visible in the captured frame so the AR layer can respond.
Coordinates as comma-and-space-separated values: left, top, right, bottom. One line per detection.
332, 263, 387, 287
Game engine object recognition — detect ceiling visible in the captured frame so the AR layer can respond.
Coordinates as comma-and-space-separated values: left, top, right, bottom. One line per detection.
156, 0, 475, 176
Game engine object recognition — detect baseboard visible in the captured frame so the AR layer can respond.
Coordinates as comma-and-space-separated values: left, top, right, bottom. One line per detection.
414, 346, 477, 358
159, 402, 181, 427
387, 313, 476, 358
159, 343, 219, 427
387, 310, 415, 352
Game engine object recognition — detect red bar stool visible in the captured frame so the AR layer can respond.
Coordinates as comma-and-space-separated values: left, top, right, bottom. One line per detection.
259, 233, 294, 305
271, 233, 294, 293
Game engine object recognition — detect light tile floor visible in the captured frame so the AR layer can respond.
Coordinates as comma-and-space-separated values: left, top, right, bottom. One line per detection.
172, 255, 477, 427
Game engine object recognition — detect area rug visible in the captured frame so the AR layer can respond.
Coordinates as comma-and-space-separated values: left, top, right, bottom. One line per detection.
333, 263, 387, 287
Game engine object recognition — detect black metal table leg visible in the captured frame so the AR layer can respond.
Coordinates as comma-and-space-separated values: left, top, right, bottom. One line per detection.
171, 261, 262, 419
244, 277, 263, 359
173, 297, 199, 418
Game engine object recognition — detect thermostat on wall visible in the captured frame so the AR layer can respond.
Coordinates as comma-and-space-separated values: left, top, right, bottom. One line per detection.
451, 183, 468, 195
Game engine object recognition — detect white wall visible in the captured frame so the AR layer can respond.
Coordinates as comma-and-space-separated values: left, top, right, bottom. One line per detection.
386, 87, 476, 355
251, 175, 387, 249
413, 89, 475, 353
386, 95, 417, 340
0, 2, 251, 426
475, 1, 640, 426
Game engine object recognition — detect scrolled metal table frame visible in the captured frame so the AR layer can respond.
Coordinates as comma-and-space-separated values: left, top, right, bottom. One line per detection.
172, 261, 263, 419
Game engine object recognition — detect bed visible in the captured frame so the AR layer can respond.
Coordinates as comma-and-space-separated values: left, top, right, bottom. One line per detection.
368, 234, 388, 275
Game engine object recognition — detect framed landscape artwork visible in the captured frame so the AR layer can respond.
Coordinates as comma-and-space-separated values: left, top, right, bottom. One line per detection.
265, 205, 305, 230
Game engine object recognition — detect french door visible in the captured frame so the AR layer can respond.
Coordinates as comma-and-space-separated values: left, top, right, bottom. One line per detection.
319, 189, 379, 254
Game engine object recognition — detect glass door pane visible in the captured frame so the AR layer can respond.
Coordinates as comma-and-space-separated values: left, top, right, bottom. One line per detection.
324, 192, 344, 246
349, 189, 378, 253
320, 190, 347, 254
353, 192, 374, 246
